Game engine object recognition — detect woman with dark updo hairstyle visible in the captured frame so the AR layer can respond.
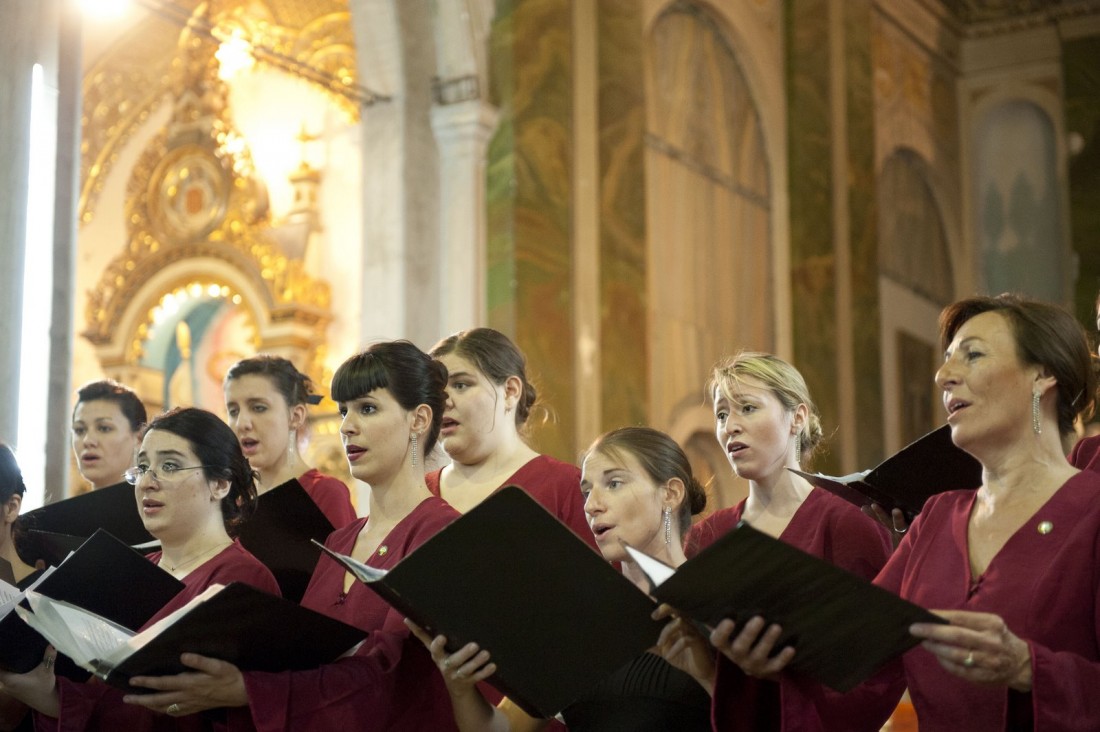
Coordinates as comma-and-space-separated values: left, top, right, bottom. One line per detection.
114, 341, 468, 730
0, 408, 279, 729
429, 328, 596, 550
224, 355, 356, 528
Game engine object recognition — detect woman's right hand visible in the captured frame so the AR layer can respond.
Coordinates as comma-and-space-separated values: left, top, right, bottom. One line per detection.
405, 619, 497, 696
709, 616, 795, 681
862, 503, 910, 545
652, 604, 716, 694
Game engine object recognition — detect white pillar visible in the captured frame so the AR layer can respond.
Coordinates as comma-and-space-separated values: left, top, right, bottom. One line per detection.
0, 2, 39, 445
430, 98, 498, 334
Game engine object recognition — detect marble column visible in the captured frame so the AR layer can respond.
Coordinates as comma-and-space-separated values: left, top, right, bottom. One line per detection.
0, 2, 39, 444
46, 0, 81, 502
431, 98, 498, 335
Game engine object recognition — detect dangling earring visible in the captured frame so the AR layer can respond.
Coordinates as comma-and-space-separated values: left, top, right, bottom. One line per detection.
410, 432, 419, 467
1032, 391, 1042, 435
663, 507, 672, 546
287, 428, 298, 464
794, 433, 802, 464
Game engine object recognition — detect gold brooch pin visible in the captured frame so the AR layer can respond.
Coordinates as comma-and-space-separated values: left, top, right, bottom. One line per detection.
377, 545, 388, 556
1037, 521, 1053, 535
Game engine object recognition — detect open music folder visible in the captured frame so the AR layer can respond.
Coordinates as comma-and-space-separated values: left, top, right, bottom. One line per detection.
0, 529, 183, 676
18, 581, 365, 690
790, 424, 981, 518
624, 522, 944, 692
314, 486, 664, 718
236, 478, 335, 603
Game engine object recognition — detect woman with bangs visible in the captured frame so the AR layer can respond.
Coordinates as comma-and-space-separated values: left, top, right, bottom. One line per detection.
115, 341, 466, 731
663, 352, 893, 731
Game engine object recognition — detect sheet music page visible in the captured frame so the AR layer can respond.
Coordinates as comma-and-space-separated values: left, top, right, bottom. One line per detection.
17, 591, 133, 671
623, 545, 676, 589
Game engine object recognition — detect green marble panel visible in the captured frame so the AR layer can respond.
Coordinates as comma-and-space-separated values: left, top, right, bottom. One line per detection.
844, 0, 884, 465
786, 0, 840, 473
598, 0, 648, 430
487, 0, 576, 460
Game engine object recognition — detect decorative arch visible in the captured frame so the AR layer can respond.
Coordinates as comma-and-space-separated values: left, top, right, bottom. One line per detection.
877, 147, 954, 452
972, 98, 1066, 302
644, 1, 774, 509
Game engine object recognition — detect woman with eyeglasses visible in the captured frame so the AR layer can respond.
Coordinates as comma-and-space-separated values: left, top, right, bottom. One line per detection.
0, 407, 279, 730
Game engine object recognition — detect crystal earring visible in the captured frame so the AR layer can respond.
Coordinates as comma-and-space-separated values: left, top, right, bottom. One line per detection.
663, 507, 672, 546
794, 433, 802, 464
287, 428, 297, 463
410, 432, 419, 467
1032, 391, 1042, 435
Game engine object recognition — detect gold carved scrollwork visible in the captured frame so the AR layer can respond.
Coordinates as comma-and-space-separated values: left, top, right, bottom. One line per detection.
80, 0, 359, 224
84, 22, 331, 391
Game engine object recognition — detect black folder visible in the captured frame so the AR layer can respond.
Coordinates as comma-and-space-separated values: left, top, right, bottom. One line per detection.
91, 582, 365, 690
19, 482, 156, 566
315, 486, 663, 718
790, 424, 981, 518
0, 529, 183, 675
236, 479, 335, 603
626, 522, 944, 692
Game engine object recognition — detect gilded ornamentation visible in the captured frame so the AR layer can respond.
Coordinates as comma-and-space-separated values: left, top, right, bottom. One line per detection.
80, 0, 361, 224
85, 25, 331, 384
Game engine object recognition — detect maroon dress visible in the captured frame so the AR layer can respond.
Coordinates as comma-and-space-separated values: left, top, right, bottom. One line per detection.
235, 496, 462, 731
426, 454, 597, 552
1069, 434, 1100, 473
865, 471, 1100, 732
296, 469, 357, 529
690, 489, 894, 732
38, 541, 280, 732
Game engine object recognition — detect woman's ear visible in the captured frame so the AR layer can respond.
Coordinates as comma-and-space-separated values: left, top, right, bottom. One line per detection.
663, 477, 686, 511
502, 375, 523, 412
2, 494, 22, 525
1033, 369, 1057, 398
210, 479, 231, 502
288, 403, 309, 432
791, 403, 809, 435
411, 404, 433, 435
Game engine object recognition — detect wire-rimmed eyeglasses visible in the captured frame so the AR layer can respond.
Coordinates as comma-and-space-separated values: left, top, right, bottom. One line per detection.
123, 464, 212, 486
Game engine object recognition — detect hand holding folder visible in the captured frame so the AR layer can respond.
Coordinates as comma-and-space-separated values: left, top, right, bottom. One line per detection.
624, 522, 944, 691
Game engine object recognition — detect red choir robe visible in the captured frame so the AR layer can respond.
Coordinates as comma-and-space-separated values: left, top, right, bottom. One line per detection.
235, 495, 462, 732
426, 454, 598, 552
865, 471, 1100, 731
1069, 434, 1100, 473
37, 541, 280, 732
689, 489, 895, 732
296, 469, 357, 529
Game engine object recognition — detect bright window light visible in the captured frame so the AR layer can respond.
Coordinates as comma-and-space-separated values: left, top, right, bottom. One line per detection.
77, 0, 130, 20
17, 64, 57, 511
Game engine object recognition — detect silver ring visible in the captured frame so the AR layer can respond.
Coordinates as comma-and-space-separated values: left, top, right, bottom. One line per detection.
895, 526, 907, 535
42, 657, 54, 670
166, 703, 181, 715
963, 651, 975, 668
441, 658, 451, 670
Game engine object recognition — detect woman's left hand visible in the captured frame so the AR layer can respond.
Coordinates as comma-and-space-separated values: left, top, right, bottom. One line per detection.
910, 609, 1032, 691
0, 648, 60, 717
123, 653, 249, 715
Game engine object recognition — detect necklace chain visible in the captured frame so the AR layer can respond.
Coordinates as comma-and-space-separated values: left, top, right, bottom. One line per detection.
162, 541, 231, 573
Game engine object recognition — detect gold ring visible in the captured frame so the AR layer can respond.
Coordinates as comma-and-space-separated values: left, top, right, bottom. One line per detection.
963, 651, 975, 668
167, 703, 181, 715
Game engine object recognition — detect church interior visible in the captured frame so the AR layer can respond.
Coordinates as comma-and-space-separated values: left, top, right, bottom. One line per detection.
1, 0, 1098, 515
